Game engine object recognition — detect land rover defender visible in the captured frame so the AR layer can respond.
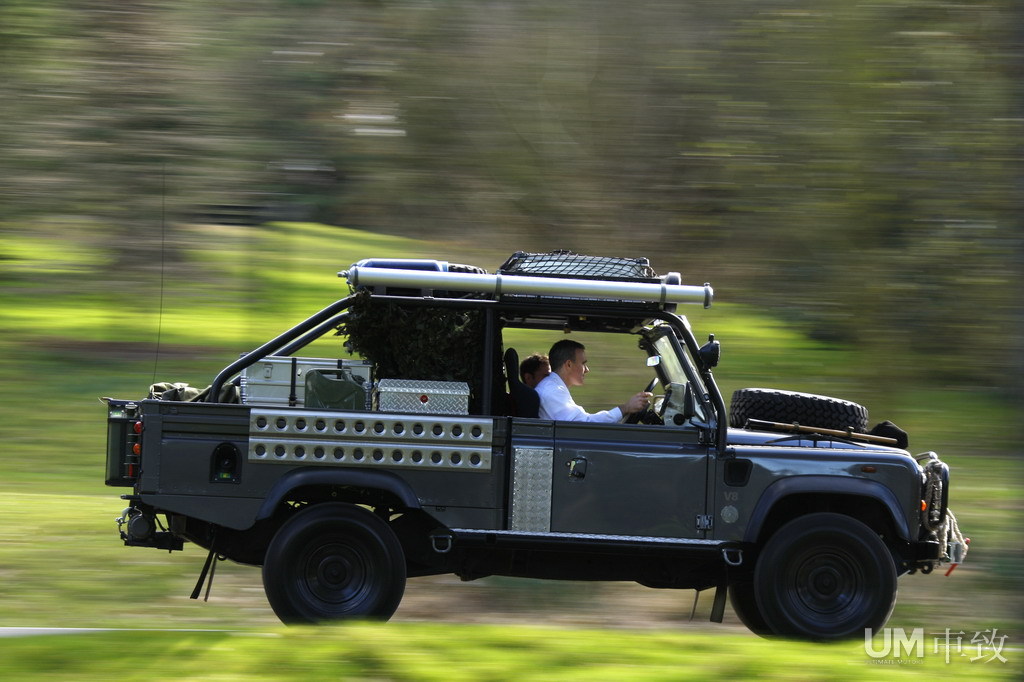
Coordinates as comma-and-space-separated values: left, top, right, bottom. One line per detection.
104, 251, 965, 639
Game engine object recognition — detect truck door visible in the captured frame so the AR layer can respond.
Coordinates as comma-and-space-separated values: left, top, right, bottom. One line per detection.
549, 422, 709, 539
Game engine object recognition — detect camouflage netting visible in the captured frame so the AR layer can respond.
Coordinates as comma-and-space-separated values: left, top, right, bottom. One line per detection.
337, 292, 486, 409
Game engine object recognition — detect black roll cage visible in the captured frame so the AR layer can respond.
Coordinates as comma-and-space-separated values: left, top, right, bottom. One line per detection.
206, 292, 729, 454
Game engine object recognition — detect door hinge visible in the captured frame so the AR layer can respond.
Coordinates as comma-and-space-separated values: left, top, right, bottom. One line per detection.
696, 514, 714, 531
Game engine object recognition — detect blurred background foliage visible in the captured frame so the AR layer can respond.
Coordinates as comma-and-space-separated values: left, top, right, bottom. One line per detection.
1, 0, 1021, 405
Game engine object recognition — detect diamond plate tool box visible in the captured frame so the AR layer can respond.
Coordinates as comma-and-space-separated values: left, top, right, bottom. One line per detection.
376, 379, 469, 415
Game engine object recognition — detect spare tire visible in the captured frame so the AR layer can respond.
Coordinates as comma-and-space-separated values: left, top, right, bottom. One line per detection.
730, 388, 868, 432
447, 263, 488, 274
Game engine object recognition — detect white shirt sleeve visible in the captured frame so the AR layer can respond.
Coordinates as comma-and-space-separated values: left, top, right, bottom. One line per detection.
536, 374, 623, 423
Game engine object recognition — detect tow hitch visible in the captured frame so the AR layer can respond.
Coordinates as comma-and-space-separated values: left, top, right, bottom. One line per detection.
116, 503, 183, 552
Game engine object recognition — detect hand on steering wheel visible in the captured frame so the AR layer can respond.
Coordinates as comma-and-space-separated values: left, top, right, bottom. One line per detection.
624, 377, 660, 424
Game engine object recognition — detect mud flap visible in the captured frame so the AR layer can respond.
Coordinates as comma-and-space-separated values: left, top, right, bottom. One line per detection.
710, 583, 727, 623
190, 547, 221, 601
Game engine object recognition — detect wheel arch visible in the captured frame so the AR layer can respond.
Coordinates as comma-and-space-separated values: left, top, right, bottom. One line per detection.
255, 467, 421, 522
744, 476, 912, 546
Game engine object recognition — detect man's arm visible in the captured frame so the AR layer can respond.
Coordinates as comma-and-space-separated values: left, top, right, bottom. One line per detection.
556, 402, 623, 423
537, 378, 647, 423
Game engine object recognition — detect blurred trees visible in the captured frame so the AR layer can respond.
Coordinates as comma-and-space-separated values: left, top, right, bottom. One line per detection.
1, 0, 1020, 401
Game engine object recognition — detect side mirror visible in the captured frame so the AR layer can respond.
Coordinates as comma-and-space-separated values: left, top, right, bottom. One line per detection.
699, 334, 720, 369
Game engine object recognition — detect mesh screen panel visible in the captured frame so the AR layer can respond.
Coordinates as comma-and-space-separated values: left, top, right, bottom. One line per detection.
498, 251, 657, 281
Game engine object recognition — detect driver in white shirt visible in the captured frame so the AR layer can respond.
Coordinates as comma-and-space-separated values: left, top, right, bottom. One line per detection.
536, 339, 651, 422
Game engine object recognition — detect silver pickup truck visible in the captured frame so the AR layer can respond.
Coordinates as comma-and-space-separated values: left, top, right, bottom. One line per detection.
104, 251, 965, 640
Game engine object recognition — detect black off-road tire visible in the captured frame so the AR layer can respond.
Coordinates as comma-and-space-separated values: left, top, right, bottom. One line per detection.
447, 263, 487, 274
729, 579, 775, 637
754, 512, 897, 640
262, 502, 406, 624
435, 263, 487, 297
730, 388, 868, 432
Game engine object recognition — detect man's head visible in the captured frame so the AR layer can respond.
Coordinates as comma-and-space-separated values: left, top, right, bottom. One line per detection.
519, 353, 550, 389
548, 339, 589, 387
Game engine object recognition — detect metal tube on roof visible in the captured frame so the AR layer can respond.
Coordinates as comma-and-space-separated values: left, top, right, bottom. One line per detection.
342, 265, 713, 308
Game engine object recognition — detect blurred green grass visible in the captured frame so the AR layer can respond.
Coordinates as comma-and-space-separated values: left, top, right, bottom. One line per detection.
0, 221, 1020, 676
1, 625, 1018, 681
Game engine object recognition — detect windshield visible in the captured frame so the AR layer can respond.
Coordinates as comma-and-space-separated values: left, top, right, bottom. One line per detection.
650, 332, 686, 384
647, 323, 710, 423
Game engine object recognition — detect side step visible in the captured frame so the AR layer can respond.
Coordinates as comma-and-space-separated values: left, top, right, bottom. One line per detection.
437, 528, 731, 555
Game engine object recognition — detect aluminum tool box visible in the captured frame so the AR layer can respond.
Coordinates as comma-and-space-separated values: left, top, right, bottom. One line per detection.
375, 379, 469, 415
240, 356, 372, 408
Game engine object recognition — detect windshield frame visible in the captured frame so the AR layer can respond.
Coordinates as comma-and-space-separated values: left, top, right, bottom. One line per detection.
643, 321, 713, 425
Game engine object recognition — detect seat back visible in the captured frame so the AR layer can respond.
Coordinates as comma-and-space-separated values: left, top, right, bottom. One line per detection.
503, 348, 540, 418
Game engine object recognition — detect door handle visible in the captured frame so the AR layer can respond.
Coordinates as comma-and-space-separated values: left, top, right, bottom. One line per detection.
566, 456, 588, 479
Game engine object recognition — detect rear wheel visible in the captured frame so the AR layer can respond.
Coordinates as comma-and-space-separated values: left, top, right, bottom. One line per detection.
754, 513, 896, 640
262, 503, 406, 624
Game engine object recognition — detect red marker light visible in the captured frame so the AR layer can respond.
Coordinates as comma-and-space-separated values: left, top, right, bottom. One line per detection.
133, 421, 143, 434
419, 395, 428, 403
132, 443, 141, 456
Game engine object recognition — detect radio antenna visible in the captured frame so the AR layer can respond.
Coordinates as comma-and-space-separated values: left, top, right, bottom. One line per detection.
152, 162, 167, 385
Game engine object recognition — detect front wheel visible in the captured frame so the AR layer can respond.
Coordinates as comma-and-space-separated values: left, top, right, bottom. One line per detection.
728, 579, 774, 637
262, 503, 406, 624
754, 513, 896, 640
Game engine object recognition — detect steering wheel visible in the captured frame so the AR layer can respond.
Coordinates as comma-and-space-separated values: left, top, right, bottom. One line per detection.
624, 376, 660, 424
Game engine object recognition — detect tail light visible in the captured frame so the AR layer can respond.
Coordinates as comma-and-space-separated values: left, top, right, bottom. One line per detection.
105, 400, 141, 487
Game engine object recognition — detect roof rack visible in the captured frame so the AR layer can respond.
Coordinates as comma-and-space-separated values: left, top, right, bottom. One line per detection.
497, 251, 658, 282
341, 256, 712, 310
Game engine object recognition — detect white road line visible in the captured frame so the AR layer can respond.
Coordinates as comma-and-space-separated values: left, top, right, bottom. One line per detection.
0, 628, 278, 638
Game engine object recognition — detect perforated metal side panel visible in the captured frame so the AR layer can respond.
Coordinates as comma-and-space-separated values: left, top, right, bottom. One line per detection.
249, 409, 493, 472
510, 447, 553, 532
